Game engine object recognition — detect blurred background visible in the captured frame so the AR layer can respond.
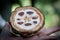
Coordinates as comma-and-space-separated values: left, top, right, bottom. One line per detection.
0, 0, 60, 40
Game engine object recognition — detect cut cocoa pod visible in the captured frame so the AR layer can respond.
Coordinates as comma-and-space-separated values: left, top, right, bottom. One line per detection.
10, 6, 44, 37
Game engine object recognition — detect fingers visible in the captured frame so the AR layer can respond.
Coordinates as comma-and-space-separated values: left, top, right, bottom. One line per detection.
27, 34, 56, 40
0, 22, 11, 40
45, 26, 60, 35
39, 26, 60, 36
39, 35, 56, 40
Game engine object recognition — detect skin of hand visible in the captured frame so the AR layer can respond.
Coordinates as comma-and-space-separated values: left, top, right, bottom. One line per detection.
0, 22, 60, 40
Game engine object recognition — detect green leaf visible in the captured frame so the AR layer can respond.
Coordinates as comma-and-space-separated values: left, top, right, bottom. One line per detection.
34, 1, 59, 28
11, 3, 20, 12
19, 0, 32, 6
